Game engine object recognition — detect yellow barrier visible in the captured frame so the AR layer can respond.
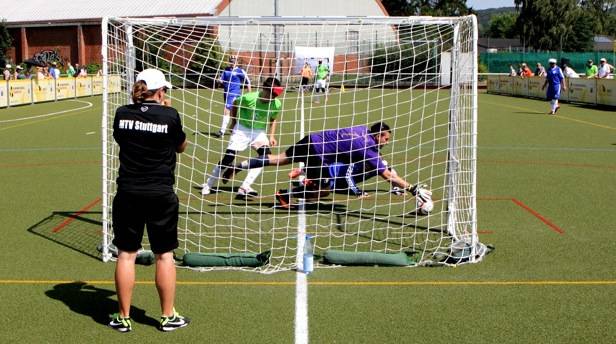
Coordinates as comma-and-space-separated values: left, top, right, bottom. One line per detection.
527, 77, 545, 98
33, 78, 55, 102
92, 76, 103, 94
512, 77, 528, 96
487, 75, 616, 107
597, 79, 616, 106
76, 78, 92, 97
56, 79, 76, 99
0, 82, 7, 108
8, 80, 32, 106
1, 75, 120, 108
568, 78, 596, 104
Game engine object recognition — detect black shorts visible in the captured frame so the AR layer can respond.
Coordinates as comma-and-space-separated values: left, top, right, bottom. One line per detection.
112, 190, 179, 254
285, 136, 331, 187
301, 77, 310, 86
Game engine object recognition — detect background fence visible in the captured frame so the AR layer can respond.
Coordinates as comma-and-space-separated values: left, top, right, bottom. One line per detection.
481, 51, 616, 74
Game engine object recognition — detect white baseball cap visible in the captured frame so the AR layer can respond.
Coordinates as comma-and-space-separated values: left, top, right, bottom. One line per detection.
548, 58, 557, 64
5, 64, 11, 68
600, 58, 606, 62
135, 68, 172, 90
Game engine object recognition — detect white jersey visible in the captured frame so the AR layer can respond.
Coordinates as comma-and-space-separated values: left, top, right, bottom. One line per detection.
598, 64, 612, 78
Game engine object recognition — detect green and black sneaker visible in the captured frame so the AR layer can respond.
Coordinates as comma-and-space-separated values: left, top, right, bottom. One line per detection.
159, 309, 191, 332
108, 313, 132, 333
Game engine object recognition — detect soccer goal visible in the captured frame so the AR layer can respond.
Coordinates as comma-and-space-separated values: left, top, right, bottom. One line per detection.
101, 16, 486, 272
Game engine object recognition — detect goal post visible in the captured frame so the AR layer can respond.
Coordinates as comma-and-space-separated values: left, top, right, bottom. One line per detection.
101, 15, 485, 272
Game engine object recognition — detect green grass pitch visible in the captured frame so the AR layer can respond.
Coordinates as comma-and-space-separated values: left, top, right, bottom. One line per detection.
0, 90, 615, 343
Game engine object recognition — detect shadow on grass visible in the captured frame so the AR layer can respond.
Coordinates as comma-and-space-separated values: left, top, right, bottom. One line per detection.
27, 211, 103, 261
45, 282, 158, 328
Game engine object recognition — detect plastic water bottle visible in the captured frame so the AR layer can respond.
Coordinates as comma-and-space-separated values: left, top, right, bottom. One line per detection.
303, 234, 314, 274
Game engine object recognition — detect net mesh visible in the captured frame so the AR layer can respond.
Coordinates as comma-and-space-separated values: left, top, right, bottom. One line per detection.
103, 16, 482, 273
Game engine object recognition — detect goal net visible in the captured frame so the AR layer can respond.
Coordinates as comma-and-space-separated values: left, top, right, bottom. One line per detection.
102, 16, 485, 273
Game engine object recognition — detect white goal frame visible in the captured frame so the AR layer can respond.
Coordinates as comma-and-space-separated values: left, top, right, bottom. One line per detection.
101, 15, 481, 269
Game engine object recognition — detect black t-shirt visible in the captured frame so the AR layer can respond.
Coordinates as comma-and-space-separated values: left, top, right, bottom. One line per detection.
113, 102, 186, 194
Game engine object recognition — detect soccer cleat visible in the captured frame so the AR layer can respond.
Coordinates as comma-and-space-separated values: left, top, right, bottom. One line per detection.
235, 186, 259, 199
554, 106, 561, 114
159, 309, 191, 332
108, 313, 132, 333
221, 166, 238, 184
201, 183, 211, 195
275, 190, 291, 209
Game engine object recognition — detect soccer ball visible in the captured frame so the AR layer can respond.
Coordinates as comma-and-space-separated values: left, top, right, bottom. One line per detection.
416, 198, 434, 215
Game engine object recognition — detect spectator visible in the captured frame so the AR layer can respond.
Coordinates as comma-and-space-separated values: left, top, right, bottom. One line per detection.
597, 58, 613, 79
535, 63, 546, 77
14, 65, 26, 79
508, 64, 517, 76
3, 64, 11, 80
585, 59, 598, 78
562, 64, 579, 78
74, 63, 80, 77
520, 63, 534, 78
66, 62, 76, 78
36, 67, 45, 80
77, 65, 88, 77
49, 62, 61, 79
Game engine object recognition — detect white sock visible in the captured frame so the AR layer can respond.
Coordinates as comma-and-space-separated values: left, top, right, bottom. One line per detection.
207, 165, 221, 187
220, 115, 231, 132
550, 100, 557, 111
241, 167, 263, 190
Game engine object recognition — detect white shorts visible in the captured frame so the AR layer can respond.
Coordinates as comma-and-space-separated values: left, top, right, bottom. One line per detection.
315, 79, 328, 90
227, 123, 269, 152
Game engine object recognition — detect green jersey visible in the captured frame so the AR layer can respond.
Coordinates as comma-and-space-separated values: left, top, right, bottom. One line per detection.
235, 91, 281, 130
316, 64, 329, 80
585, 65, 598, 77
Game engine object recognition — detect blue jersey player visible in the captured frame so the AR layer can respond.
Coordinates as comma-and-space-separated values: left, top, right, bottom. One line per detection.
217, 58, 251, 136
541, 58, 567, 115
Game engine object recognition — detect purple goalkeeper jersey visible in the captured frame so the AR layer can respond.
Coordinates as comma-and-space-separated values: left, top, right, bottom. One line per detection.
309, 125, 387, 175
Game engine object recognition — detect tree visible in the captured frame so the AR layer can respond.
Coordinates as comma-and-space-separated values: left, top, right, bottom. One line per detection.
514, 0, 593, 51
578, 0, 616, 35
381, 0, 474, 16
487, 12, 518, 38
0, 19, 12, 64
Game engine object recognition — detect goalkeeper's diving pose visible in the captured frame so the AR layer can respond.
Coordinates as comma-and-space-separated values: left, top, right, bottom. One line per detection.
221, 122, 432, 208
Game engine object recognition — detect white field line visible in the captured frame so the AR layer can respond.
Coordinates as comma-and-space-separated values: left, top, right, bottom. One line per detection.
0, 100, 93, 124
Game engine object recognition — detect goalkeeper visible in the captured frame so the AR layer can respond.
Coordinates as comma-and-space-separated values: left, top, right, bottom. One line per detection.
279, 159, 416, 206
202, 77, 283, 199
222, 122, 431, 206
216, 57, 251, 137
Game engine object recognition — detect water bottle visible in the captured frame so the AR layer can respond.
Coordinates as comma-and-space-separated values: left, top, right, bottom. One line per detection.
303, 234, 314, 274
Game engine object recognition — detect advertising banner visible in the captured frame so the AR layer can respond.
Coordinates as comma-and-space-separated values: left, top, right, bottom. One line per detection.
597, 79, 616, 106
109, 75, 122, 93
8, 80, 32, 106
76, 77, 92, 97
487, 75, 499, 93
92, 76, 103, 95
527, 77, 545, 98
512, 77, 528, 97
56, 78, 76, 99
498, 76, 512, 95
568, 78, 596, 104
33, 78, 55, 102
0, 82, 7, 107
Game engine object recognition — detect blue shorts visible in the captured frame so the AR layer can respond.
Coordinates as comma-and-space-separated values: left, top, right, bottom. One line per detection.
546, 85, 561, 100
224, 91, 241, 110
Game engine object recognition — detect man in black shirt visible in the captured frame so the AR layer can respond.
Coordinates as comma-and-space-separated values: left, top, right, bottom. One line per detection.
109, 68, 190, 333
